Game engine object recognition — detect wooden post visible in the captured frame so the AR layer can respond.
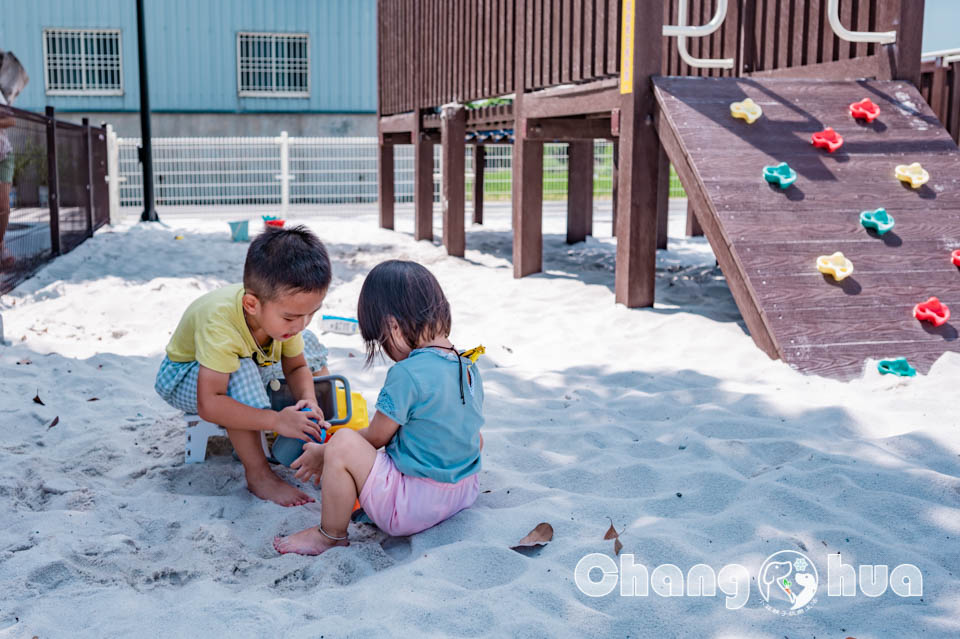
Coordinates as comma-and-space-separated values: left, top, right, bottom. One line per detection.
656, 144, 670, 249
45, 106, 61, 256
441, 105, 466, 256
566, 140, 593, 244
378, 140, 395, 230
413, 116, 434, 241
611, 139, 618, 237
511, 0, 543, 277
686, 201, 703, 237
512, 124, 543, 277
472, 144, 484, 224
878, 0, 924, 87
82, 118, 95, 238
615, 0, 664, 307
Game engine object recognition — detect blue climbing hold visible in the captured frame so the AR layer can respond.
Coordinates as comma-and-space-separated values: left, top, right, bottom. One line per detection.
860, 208, 895, 235
877, 357, 917, 377
763, 162, 798, 189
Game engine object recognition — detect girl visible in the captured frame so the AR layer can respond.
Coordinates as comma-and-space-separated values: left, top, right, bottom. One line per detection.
274, 260, 483, 555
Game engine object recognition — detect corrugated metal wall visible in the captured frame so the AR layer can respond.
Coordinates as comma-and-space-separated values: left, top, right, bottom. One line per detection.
2, 0, 376, 114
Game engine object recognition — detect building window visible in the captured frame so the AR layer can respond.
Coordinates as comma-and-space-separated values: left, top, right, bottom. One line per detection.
237, 32, 310, 97
43, 28, 123, 95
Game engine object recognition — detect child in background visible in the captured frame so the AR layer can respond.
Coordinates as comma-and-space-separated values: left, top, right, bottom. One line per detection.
155, 226, 333, 507
274, 260, 483, 555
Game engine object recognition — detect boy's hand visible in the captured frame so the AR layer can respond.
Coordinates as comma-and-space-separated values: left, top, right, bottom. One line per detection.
274, 405, 326, 442
294, 398, 329, 426
291, 442, 325, 486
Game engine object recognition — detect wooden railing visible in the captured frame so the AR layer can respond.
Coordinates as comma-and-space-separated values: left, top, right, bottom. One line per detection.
920, 54, 960, 145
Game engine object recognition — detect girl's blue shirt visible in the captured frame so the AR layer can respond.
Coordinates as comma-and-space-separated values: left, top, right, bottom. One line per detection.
375, 347, 484, 483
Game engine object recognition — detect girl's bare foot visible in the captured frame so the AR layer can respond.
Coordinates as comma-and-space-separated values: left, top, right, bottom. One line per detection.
273, 526, 349, 555
245, 468, 314, 507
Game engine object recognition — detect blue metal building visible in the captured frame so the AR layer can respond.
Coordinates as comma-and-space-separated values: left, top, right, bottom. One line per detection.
0, 0, 377, 136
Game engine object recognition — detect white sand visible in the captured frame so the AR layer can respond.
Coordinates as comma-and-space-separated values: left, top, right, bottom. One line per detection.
1, 202, 958, 638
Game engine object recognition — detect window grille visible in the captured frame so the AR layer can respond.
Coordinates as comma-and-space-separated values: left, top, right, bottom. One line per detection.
43, 28, 123, 95
237, 32, 310, 97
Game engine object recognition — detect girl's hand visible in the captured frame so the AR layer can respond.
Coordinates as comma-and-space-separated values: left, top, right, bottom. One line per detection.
291, 442, 325, 486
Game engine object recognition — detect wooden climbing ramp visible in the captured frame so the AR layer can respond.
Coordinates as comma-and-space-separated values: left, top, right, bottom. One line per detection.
655, 76, 960, 379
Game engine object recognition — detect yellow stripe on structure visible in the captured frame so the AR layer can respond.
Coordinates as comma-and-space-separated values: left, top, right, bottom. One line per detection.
620, 0, 635, 94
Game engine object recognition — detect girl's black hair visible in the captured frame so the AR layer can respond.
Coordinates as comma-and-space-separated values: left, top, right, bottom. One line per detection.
357, 260, 451, 365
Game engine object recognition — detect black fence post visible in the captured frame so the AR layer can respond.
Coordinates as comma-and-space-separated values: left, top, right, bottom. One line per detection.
45, 106, 61, 256
82, 118, 95, 238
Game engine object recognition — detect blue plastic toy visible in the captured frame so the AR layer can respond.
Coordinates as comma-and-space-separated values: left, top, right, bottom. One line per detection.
877, 358, 917, 377
763, 162, 797, 189
860, 208, 895, 235
228, 220, 249, 242
271, 407, 327, 467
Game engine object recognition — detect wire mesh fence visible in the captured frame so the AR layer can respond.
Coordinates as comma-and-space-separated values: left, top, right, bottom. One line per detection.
1, 106, 109, 294
117, 136, 686, 209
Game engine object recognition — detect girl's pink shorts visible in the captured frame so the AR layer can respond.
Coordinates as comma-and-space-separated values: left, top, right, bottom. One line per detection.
358, 450, 479, 537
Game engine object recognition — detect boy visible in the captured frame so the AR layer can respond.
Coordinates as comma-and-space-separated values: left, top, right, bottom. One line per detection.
155, 226, 332, 506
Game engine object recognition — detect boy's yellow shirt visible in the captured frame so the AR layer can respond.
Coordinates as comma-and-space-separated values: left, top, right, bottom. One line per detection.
165, 283, 304, 374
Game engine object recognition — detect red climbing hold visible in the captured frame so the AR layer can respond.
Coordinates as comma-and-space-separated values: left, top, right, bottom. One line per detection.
952, 249, 960, 267
811, 127, 844, 152
913, 297, 951, 327
850, 98, 880, 123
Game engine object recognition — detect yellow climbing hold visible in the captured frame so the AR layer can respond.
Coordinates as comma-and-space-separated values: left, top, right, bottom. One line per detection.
730, 98, 763, 124
816, 252, 854, 281
895, 162, 929, 189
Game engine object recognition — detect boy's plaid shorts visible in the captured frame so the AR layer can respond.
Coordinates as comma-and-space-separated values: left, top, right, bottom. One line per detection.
154, 329, 329, 414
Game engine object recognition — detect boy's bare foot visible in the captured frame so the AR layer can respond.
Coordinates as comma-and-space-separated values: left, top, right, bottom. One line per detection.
273, 526, 349, 556
245, 468, 314, 507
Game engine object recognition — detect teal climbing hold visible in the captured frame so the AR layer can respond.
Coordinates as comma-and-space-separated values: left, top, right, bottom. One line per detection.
860, 208, 895, 235
877, 357, 917, 377
763, 162, 797, 189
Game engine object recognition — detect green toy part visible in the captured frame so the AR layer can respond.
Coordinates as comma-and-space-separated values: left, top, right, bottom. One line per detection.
877, 358, 917, 377
860, 208, 895, 235
763, 162, 797, 189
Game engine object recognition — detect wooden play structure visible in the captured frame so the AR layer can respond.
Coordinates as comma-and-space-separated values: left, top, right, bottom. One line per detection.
376, 0, 960, 379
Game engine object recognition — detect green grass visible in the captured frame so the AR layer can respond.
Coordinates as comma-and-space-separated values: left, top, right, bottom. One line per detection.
465, 163, 686, 202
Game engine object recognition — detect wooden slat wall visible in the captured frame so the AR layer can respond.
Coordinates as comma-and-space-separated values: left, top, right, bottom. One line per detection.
658, 0, 884, 78
920, 59, 960, 146
378, 0, 622, 115
378, 0, 910, 116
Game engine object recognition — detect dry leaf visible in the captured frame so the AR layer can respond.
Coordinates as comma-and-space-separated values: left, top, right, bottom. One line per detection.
604, 517, 619, 540
32, 392, 45, 406
87, 397, 99, 402
614, 538, 623, 555
47, 416, 59, 429
511, 522, 553, 550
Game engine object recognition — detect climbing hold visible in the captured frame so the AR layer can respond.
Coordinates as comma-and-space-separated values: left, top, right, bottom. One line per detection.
913, 297, 950, 327
811, 127, 844, 152
763, 162, 798, 189
877, 357, 917, 377
895, 162, 930, 189
816, 252, 854, 281
859, 208, 895, 235
850, 98, 880, 123
730, 98, 763, 124
951, 249, 960, 267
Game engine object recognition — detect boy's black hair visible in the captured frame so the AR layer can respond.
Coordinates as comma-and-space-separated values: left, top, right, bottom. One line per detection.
357, 260, 451, 365
243, 225, 331, 301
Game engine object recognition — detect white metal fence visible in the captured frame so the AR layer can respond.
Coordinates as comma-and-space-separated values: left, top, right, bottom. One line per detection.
115, 134, 683, 210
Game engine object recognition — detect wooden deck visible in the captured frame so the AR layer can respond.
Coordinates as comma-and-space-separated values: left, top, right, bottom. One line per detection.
654, 77, 960, 379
